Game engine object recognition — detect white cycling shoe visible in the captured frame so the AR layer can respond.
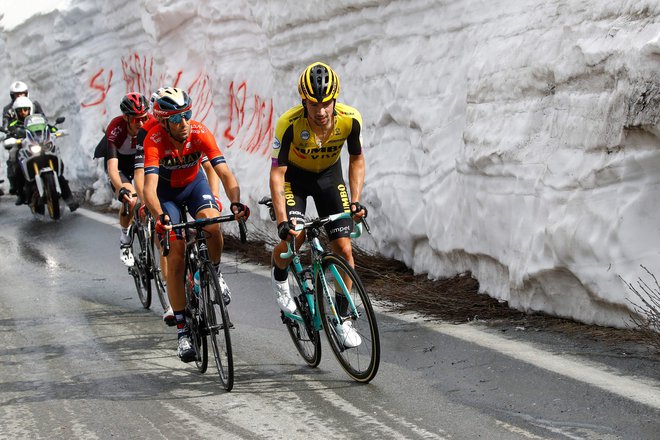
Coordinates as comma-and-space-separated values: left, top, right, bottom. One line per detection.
120, 245, 134, 267
271, 270, 297, 314
162, 306, 175, 326
335, 321, 362, 348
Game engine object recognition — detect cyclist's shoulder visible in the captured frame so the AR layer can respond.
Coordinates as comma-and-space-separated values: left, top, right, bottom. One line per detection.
334, 102, 362, 122
276, 104, 305, 126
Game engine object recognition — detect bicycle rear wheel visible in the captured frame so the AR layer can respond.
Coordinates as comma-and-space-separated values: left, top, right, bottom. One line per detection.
201, 262, 234, 391
316, 253, 380, 383
284, 270, 321, 367
130, 226, 151, 308
185, 264, 207, 373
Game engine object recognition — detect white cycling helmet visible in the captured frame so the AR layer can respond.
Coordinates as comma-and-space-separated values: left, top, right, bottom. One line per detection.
10, 80, 29, 99
12, 96, 34, 114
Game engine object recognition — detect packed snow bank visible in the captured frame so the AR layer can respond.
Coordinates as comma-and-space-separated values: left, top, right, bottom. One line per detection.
1, 0, 660, 327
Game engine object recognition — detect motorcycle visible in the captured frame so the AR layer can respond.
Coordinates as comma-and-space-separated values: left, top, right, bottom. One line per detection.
3, 114, 67, 220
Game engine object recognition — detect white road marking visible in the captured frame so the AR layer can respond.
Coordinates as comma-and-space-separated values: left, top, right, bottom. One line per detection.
396, 313, 660, 410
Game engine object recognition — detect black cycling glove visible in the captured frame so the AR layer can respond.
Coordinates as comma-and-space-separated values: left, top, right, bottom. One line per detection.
277, 221, 294, 241
350, 201, 368, 218
230, 202, 251, 220
117, 187, 132, 203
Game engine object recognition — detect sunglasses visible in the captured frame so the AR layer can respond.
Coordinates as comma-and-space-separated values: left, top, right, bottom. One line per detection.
168, 110, 192, 124
130, 115, 149, 124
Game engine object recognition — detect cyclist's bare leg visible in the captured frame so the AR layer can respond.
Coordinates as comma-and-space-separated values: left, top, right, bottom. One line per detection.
272, 232, 305, 269
196, 207, 222, 264
165, 240, 186, 311
329, 237, 355, 300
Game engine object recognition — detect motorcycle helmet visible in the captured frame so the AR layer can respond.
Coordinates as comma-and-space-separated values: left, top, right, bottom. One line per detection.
24, 114, 49, 145
12, 96, 34, 115
152, 87, 192, 118
9, 81, 28, 100
297, 62, 340, 103
120, 92, 149, 117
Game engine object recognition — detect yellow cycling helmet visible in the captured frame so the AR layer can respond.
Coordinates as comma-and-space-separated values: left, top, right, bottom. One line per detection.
298, 62, 340, 103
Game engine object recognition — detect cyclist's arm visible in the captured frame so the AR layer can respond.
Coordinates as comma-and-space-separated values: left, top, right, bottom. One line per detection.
348, 153, 365, 203
133, 167, 145, 203
213, 162, 240, 204
106, 158, 124, 196
144, 173, 163, 217
269, 164, 289, 225
203, 159, 220, 200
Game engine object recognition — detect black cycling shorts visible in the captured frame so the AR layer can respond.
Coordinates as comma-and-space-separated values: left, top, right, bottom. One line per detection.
284, 160, 353, 241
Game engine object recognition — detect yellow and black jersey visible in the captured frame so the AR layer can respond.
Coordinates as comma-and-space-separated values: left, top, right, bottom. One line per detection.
271, 102, 363, 174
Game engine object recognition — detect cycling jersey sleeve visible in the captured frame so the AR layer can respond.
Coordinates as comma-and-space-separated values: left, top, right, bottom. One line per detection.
196, 124, 226, 167
272, 123, 294, 167
143, 127, 161, 176
346, 117, 362, 155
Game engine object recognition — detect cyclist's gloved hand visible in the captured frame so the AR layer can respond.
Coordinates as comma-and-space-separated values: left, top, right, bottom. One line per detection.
231, 202, 250, 220
277, 220, 295, 241
350, 201, 368, 218
117, 187, 132, 203
155, 214, 170, 235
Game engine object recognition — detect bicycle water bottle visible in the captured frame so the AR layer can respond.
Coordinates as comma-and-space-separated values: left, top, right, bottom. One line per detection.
193, 270, 200, 297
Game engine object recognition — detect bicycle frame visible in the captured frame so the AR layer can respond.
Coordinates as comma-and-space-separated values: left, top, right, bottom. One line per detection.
281, 212, 365, 331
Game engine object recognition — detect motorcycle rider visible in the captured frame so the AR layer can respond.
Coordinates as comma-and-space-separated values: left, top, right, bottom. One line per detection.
7, 97, 78, 211
2, 81, 44, 196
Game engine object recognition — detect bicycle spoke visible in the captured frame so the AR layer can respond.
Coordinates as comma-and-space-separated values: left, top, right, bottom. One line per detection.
130, 226, 151, 309
202, 262, 234, 391
316, 254, 380, 383
283, 269, 321, 367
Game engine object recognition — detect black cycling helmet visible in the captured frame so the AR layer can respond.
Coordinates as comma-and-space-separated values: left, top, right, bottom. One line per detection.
298, 62, 340, 103
152, 87, 192, 118
120, 92, 149, 117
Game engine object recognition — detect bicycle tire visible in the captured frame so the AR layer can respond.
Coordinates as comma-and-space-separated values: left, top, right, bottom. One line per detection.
201, 261, 234, 391
148, 219, 169, 311
44, 173, 61, 220
316, 253, 380, 383
130, 225, 151, 308
284, 269, 321, 367
185, 262, 207, 373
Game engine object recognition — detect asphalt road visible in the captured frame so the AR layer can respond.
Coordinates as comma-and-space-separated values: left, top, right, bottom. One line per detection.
0, 199, 658, 439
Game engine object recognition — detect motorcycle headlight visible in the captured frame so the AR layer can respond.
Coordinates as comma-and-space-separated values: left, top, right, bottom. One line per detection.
30, 145, 42, 154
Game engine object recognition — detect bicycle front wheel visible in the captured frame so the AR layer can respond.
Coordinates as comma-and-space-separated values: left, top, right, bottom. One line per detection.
148, 219, 169, 311
201, 262, 234, 391
130, 226, 151, 308
284, 269, 321, 367
316, 253, 380, 383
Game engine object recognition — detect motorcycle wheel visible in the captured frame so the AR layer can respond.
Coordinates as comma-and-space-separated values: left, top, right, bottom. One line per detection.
44, 173, 61, 220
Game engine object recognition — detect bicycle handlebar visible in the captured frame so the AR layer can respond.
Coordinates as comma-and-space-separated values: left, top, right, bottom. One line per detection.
279, 212, 369, 260
121, 192, 138, 217
162, 214, 247, 256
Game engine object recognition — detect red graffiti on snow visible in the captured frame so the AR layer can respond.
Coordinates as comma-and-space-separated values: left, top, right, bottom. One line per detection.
81, 69, 113, 113
223, 81, 273, 156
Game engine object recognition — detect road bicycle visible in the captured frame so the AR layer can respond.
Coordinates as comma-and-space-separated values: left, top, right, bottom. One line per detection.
123, 196, 168, 313
164, 209, 247, 391
259, 197, 380, 383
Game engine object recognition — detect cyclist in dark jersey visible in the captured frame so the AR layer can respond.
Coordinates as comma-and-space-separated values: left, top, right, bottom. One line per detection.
269, 62, 368, 348
105, 92, 153, 266
143, 87, 249, 363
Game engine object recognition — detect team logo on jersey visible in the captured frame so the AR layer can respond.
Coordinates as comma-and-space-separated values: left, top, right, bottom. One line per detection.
301, 130, 310, 140
273, 138, 281, 150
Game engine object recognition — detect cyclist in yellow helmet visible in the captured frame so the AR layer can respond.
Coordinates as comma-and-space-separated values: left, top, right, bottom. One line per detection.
269, 61, 368, 348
